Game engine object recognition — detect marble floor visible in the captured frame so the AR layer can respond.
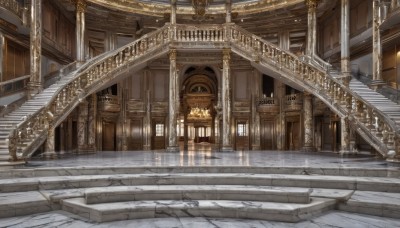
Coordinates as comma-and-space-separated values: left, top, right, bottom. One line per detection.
1, 210, 400, 228
17, 143, 398, 169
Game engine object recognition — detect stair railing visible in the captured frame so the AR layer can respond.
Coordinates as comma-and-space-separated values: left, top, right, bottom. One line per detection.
8, 24, 170, 160
228, 24, 398, 160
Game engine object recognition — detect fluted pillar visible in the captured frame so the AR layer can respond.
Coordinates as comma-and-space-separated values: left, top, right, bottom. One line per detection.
28, 0, 42, 94
306, 0, 319, 56
340, 117, 351, 154
226, 0, 232, 23
222, 48, 233, 152
302, 93, 314, 151
75, 0, 86, 63
371, 0, 385, 89
77, 100, 88, 153
171, 0, 177, 24
341, 0, 351, 85
167, 49, 179, 152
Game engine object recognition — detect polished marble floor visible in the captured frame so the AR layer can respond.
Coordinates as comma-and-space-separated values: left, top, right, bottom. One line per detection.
19, 143, 397, 169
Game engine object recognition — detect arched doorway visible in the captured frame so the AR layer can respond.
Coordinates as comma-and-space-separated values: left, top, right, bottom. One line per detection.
181, 67, 218, 150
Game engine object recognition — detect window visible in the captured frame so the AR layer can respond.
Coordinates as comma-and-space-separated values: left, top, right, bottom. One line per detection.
237, 123, 248, 136
155, 124, 164, 136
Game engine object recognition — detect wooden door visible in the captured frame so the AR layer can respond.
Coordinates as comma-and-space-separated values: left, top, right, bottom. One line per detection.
129, 119, 143, 150
261, 119, 275, 150
102, 122, 116, 151
235, 120, 249, 150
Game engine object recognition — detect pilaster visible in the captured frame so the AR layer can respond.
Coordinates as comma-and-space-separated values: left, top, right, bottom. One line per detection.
77, 100, 89, 153
340, 117, 351, 154
226, 0, 232, 23
371, 0, 385, 90
341, 0, 351, 85
305, 0, 320, 56
87, 94, 97, 152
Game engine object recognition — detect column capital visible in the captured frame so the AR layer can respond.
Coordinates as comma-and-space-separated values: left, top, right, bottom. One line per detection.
305, 0, 320, 9
222, 48, 231, 61
74, 0, 87, 13
169, 49, 177, 61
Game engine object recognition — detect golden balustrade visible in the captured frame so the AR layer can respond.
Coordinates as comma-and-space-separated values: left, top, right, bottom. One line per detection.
0, 0, 23, 19
6, 23, 400, 161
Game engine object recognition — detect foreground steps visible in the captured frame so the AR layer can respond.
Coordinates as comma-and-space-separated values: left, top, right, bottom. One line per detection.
62, 197, 335, 223
0, 166, 399, 223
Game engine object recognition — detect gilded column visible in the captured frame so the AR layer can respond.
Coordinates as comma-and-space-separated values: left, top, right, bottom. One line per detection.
341, 0, 351, 85
251, 70, 261, 150
87, 94, 96, 152
302, 93, 314, 151
371, 0, 385, 89
67, 116, 73, 151
222, 48, 233, 151
75, 0, 86, 62
59, 123, 65, 154
171, 0, 177, 24
226, 0, 232, 23
305, 0, 319, 56
167, 49, 179, 152
28, 0, 42, 94
44, 126, 56, 158
0, 33, 4, 84
340, 117, 351, 154
77, 100, 88, 153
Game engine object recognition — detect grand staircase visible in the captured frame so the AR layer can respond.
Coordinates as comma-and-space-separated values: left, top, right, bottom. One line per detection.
0, 23, 399, 163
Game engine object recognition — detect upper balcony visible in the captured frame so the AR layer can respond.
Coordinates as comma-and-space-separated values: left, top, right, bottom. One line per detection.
284, 93, 303, 112
257, 96, 279, 113
0, 0, 29, 33
381, 0, 400, 30
98, 94, 120, 113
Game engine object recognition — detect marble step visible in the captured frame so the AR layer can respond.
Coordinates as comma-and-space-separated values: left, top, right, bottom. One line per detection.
61, 197, 336, 223
338, 190, 400, 219
1, 166, 399, 179
83, 185, 312, 204
0, 191, 52, 218
1, 173, 400, 193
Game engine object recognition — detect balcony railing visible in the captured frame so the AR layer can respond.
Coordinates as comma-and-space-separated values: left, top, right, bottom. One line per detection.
284, 94, 303, 111
257, 97, 279, 113
0, 75, 29, 96
98, 94, 120, 113
0, 0, 23, 19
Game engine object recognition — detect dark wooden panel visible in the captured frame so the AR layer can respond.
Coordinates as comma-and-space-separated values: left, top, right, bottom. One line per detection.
129, 119, 143, 150
261, 120, 275, 150
102, 122, 116, 151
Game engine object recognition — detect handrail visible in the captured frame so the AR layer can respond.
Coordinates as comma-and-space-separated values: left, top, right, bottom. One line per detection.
0, 75, 30, 87
5, 23, 399, 161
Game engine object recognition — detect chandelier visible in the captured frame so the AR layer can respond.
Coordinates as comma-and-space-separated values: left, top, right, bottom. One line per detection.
192, 0, 212, 16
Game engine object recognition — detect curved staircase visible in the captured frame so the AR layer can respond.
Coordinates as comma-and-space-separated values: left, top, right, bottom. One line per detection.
0, 166, 399, 223
0, 23, 399, 163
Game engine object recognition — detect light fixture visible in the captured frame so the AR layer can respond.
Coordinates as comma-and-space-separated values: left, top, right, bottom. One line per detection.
192, 0, 212, 16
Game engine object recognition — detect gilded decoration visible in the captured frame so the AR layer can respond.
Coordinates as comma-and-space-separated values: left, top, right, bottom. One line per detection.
74, 0, 87, 13
85, 0, 303, 16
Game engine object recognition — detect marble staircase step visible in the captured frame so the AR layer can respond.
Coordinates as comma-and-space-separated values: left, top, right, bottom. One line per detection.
83, 185, 311, 204
61, 197, 336, 223
0, 191, 52, 218
1, 173, 400, 193
338, 190, 400, 219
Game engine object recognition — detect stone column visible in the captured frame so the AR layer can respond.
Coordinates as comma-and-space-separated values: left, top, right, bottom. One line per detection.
171, 0, 177, 24
67, 116, 73, 152
75, 0, 86, 63
226, 0, 232, 23
28, 0, 42, 94
167, 49, 179, 152
251, 70, 261, 150
87, 94, 96, 152
371, 0, 385, 89
340, 117, 351, 154
59, 123, 65, 154
341, 0, 351, 85
143, 90, 151, 150
77, 100, 88, 153
302, 93, 314, 151
222, 48, 233, 151
44, 126, 56, 158
305, 0, 319, 56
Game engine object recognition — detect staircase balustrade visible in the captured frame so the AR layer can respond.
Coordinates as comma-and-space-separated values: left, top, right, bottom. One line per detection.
5, 23, 400, 161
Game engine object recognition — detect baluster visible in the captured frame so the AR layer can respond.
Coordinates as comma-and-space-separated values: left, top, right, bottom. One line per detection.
376, 117, 384, 139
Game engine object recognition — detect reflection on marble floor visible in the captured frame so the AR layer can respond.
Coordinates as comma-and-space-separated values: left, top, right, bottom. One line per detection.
1, 210, 400, 228
21, 143, 396, 169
